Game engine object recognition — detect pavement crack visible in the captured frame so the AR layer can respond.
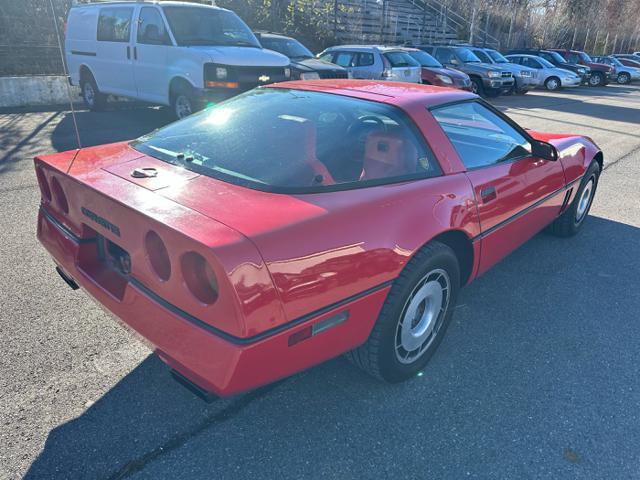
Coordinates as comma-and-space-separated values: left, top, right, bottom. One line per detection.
104, 381, 282, 480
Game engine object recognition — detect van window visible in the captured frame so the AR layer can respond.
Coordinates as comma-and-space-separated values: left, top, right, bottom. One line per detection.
97, 7, 133, 43
162, 6, 260, 47
137, 7, 170, 45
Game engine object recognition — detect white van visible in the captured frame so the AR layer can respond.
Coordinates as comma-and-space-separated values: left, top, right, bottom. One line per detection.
65, 1, 291, 118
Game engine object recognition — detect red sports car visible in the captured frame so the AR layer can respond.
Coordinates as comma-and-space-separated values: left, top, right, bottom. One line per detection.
35, 81, 602, 398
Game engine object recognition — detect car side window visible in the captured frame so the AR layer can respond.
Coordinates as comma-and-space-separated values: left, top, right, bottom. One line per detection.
357, 52, 375, 67
137, 7, 170, 45
522, 57, 541, 69
334, 52, 355, 68
431, 101, 532, 170
97, 7, 133, 42
474, 50, 491, 63
435, 48, 454, 65
567, 53, 580, 63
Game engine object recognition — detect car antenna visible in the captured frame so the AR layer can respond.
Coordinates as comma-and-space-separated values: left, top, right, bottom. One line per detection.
48, 0, 83, 174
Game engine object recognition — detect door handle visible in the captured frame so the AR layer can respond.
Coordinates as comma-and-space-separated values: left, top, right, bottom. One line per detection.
126, 46, 130, 59
480, 186, 497, 203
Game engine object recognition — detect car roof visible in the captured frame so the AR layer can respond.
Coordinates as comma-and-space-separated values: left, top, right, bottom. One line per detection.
72, 1, 226, 9
325, 45, 408, 52
266, 80, 476, 108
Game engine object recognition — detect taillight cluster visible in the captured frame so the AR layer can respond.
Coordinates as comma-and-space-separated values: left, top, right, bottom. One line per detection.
36, 165, 68, 214
144, 230, 219, 305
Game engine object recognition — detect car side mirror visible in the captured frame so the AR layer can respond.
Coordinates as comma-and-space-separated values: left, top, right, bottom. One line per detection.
531, 140, 558, 161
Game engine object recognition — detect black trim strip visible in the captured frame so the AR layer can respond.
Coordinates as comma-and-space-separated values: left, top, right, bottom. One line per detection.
40, 206, 393, 345
130, 277, 393, 345
71, 50, 97, 57
41, 207, 96, 244
471, 176, 582, 242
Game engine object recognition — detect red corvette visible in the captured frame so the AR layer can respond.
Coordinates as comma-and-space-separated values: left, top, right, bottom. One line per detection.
35, 81, 602, 398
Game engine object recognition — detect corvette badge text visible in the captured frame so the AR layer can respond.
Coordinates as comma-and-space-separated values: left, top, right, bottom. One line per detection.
81, 207, 121, 237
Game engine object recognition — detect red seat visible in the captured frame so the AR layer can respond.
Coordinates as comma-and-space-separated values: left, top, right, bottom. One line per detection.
359, 131, 418, 181
270, 117, 335, 186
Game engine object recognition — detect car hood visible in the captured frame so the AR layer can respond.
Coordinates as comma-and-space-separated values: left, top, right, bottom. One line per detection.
549, 67, 578, 78
186, 46, 290, 66
291, 57, 347, 72
585, 61, 611, 71
424, 67, 469, 79
460, 62, 502, 74
556, 62, 587, 72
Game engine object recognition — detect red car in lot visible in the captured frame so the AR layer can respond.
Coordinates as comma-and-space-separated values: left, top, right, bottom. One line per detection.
402, 48, 473, 90
550, 49, 614, 86
35, 81, 602, 398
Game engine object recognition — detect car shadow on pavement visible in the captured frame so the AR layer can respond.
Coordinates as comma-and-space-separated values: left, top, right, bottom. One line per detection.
50, 106, 173, 153
24, 215, 640, 479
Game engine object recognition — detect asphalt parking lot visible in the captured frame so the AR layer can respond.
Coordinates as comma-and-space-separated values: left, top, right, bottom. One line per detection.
1, 84, 639, 479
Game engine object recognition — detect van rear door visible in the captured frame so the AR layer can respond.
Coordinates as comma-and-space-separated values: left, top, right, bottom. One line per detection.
94, 5, 136, 97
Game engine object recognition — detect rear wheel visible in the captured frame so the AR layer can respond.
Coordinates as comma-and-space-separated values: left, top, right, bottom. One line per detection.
549, 161, 600, 237
617, 72, 631, 84
346, 241, 460, 382
80, 74, 107, 111
544, 76, 561, 91
589, 72, 604, 87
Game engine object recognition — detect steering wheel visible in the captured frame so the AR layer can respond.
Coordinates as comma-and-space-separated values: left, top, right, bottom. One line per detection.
346, 115, 388, 147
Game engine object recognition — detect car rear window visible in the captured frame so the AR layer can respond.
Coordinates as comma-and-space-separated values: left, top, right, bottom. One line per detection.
132, 89, 440, 193
383, 52, 420, 68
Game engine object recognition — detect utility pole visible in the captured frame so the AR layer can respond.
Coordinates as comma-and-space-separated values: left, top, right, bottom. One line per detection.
469, 0, 477, 45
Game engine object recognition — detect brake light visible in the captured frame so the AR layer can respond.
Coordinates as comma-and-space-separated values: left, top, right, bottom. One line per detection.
36, 166, 52, 202
181, 252, 218, 305
145, 230, 171, 281
50, 177, 69, 213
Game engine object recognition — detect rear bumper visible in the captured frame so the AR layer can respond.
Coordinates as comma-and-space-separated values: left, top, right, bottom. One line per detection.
38, 207, 390, 397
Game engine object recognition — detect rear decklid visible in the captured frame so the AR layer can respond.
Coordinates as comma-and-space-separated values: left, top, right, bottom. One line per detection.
35, 142, 287, 338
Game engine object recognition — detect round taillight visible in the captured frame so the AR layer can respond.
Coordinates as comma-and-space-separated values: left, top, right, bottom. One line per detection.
36, 167, 52, 202
145, 230, 171, 281
50, 177, 69, 213
181, 252, 218, 305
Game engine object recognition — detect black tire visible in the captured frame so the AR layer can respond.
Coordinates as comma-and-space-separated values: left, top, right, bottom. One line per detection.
170, 82, 198, 120
617, 72, 631, 85
346, 241, 460, 382
549, 161, 600, 237
544, 76, 561, 91
588, 72, 604, 87
80, 74, 107, 111
470, 77, 485, 97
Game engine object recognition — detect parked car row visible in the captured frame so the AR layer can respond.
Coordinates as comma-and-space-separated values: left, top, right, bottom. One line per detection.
64, 1, 640, 117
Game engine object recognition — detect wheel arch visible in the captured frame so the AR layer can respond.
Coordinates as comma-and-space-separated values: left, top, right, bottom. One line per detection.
592, 150, 604, 171
79, 64, 99, 88
169, 75, 196, 101
418, 229, 474, 287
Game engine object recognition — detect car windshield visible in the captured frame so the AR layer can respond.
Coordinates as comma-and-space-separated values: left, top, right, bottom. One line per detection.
455, 48, 482, 63
579, 52, 592, 63
163, 6, 260, 47
487, 49, 509, 63
132, 89, 436, 192
260, 36, 313, 59
407, 50, 442, 68
543, 51, 567, 64
538, 57, 555, 68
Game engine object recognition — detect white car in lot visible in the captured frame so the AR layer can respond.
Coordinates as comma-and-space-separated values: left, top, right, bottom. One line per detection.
505, 54, 581, 90
65, 1, 291, 118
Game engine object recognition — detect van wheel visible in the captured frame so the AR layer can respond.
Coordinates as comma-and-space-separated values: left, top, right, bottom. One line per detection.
346, 241, 460, 382
80, 75, 106, 111
170, 83, 198, 120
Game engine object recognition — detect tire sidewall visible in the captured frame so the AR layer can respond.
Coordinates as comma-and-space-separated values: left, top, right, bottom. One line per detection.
470, 77, 484, 96
569, 162, 601, 231
376, 247, 460, 382
545, 77, 560, 91
589, 72, 603, 86
618, 73, 630, 84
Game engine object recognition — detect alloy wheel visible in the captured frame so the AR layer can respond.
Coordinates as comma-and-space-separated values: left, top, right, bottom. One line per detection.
395, 268, 450, 364
575, 177, 595, 223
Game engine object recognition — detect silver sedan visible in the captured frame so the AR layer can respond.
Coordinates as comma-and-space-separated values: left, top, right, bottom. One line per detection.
505, 54, 581, 90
